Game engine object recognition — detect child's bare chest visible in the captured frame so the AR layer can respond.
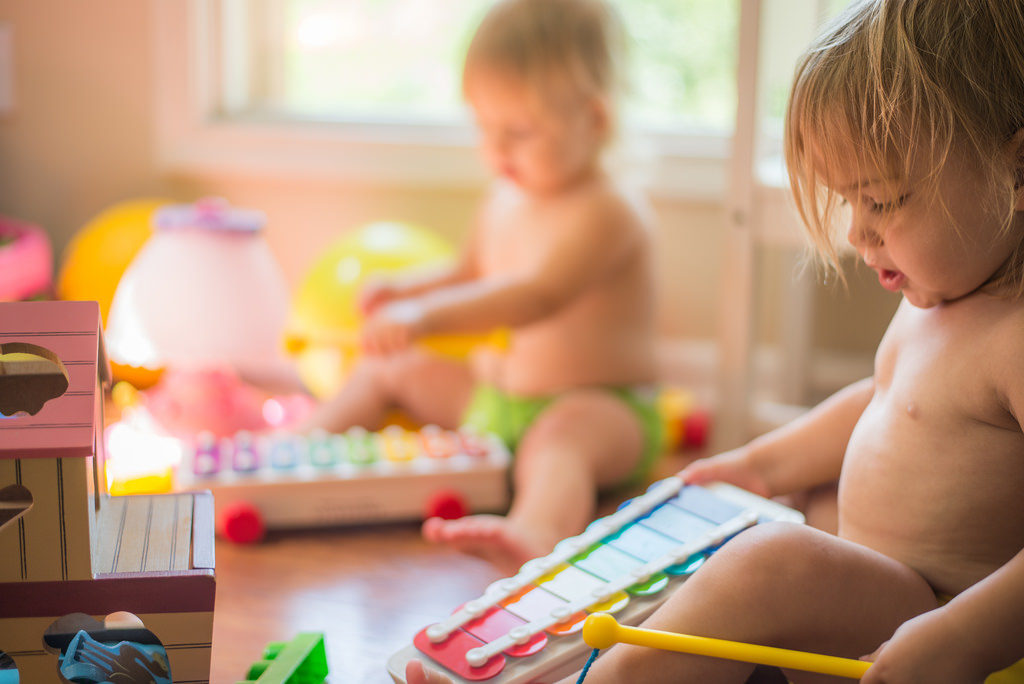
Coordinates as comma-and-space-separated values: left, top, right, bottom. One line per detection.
841, 299, 1024, 591
477, 193, 566, 274
873, 302, 1011, 427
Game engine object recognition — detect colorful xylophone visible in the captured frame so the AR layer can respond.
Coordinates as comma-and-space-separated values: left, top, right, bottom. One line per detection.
386, 478, 803, 683
175, 425, 510, 541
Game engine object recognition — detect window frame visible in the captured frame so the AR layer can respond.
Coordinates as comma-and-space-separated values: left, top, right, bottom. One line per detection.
154, 0, 732, 201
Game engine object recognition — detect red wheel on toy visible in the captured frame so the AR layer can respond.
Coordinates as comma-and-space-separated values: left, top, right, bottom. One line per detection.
218, 501, 266, 544
425, 489, 468, 520
681, 409, 711, 449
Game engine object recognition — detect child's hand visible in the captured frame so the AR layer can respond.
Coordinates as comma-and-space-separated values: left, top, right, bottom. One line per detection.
405, 658, 454, 684
678, 447, 771, 498
359, 279, 401, 316
361, 300, 428, 356
860, 607, 988, 684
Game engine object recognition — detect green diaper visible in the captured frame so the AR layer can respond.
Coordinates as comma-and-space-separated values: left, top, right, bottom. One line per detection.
461, 384, 664, 487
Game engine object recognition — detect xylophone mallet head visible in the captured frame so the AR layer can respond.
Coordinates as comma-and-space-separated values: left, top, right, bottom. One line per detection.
582, 613, 620, 650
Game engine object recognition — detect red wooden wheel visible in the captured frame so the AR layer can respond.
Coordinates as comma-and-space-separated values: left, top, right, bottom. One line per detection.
425, 489, 468, 520
218, 500, 266, 544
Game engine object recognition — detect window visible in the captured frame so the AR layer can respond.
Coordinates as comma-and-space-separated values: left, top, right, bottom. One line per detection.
216, 0, 738, 135
154, 1, 843, 199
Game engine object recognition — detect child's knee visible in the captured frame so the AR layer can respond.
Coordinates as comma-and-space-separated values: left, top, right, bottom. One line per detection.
525, 391, 643, 451
704, 522, 828, 600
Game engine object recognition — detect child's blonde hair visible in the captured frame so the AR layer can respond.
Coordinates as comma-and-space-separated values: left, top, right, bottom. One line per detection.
463, 0, 626, 109
785, 0, 1024, 294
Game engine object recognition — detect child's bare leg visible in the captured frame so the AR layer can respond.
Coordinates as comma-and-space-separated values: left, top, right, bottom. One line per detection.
576, 523, 939, 684
424, 389, 645, 573
407, 523, 938, 684
298, 351, 474, 433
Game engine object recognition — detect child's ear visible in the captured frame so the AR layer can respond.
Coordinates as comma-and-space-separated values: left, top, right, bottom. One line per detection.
589, 95, 612, 139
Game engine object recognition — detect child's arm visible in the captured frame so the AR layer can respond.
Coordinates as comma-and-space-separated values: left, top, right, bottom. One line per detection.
420, 201, 641, 331
684, 377, 874, 497
362, 198, 643, 353
359, 228, 481, 315
862, 548, 1024, 682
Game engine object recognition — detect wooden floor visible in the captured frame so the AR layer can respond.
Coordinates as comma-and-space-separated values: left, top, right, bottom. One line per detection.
208, 453, 699, 683
210, 521, 498, 683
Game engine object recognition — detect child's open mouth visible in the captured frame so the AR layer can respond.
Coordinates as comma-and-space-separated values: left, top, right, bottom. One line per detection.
878, 268, 906, 292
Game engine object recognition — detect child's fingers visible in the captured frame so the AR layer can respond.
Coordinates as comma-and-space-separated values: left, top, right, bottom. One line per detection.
678, 454, 770, 497
678, 458, 729, 484
405, 658, 454, 684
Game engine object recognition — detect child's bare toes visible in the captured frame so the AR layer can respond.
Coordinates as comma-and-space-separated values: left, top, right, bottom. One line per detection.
421, 514, 551, 574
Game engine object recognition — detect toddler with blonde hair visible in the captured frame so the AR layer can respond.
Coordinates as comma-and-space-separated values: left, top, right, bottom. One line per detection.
407, 0, 1024, 681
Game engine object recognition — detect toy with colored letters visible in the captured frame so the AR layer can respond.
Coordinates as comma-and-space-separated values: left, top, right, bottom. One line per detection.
386, 477, 803, 683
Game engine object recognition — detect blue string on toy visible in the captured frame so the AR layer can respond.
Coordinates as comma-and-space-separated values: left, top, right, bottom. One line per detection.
575, 648, 601, 683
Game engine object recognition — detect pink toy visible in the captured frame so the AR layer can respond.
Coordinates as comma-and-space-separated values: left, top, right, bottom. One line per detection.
103, 197, 305, 438
143, 367, 280, 439
104, 197, 294, 386
0, 215, 52, 301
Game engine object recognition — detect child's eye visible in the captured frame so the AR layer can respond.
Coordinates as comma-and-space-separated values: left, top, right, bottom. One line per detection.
865, 194, 910, 213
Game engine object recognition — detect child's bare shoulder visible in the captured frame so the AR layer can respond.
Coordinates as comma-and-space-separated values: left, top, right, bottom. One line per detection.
970, 294, 1024, 411
567, 175, 654, 240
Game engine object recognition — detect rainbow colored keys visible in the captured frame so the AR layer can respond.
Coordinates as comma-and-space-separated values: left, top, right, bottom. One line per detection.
176, 426, 510, 535
386, 478, 804, 683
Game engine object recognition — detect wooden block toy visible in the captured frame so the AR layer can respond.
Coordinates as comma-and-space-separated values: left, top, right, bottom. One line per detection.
174, 424, 511, 543
0, 300, 216, 684
386, 478, 803, 683
238, 632, 329, 684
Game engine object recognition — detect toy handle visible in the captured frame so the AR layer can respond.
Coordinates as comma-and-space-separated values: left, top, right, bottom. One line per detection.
282, 328, 509, 359
582, 614, 870, 680
416, 328, 510, 358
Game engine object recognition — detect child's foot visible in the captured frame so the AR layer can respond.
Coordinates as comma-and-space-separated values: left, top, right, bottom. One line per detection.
406, 658, 454, 684
422, 514, 552, 575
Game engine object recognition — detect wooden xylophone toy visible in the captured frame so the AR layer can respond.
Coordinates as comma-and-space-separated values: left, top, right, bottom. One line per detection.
386, 477, 803, 683
175, 425, 510, 542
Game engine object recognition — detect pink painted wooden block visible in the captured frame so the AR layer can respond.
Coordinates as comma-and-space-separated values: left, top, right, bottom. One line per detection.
0, 300, 217, 684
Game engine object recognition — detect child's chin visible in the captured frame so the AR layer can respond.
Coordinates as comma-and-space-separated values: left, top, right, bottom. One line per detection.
902, 290, 944, 309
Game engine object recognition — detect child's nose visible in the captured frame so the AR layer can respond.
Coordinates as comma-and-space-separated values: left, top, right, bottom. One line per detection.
846, 216, 883, 249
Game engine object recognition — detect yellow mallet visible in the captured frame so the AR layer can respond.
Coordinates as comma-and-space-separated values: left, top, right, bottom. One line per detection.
582, 613, 870, 679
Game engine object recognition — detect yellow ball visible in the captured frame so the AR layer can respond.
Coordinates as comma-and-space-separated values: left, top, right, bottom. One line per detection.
286, 221, 456, 398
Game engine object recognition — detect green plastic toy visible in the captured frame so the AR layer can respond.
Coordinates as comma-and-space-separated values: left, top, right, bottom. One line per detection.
237, 633, 328, 684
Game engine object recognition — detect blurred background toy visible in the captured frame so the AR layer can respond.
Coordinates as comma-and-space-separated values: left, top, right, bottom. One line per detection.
105, 197, 294, 386
657, 386, 712, 451
104, 197, 304, 436
0, 215, 52, 302
178, 425, 511, 544
56, 197, 170, 388
100, 198, 314, 495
